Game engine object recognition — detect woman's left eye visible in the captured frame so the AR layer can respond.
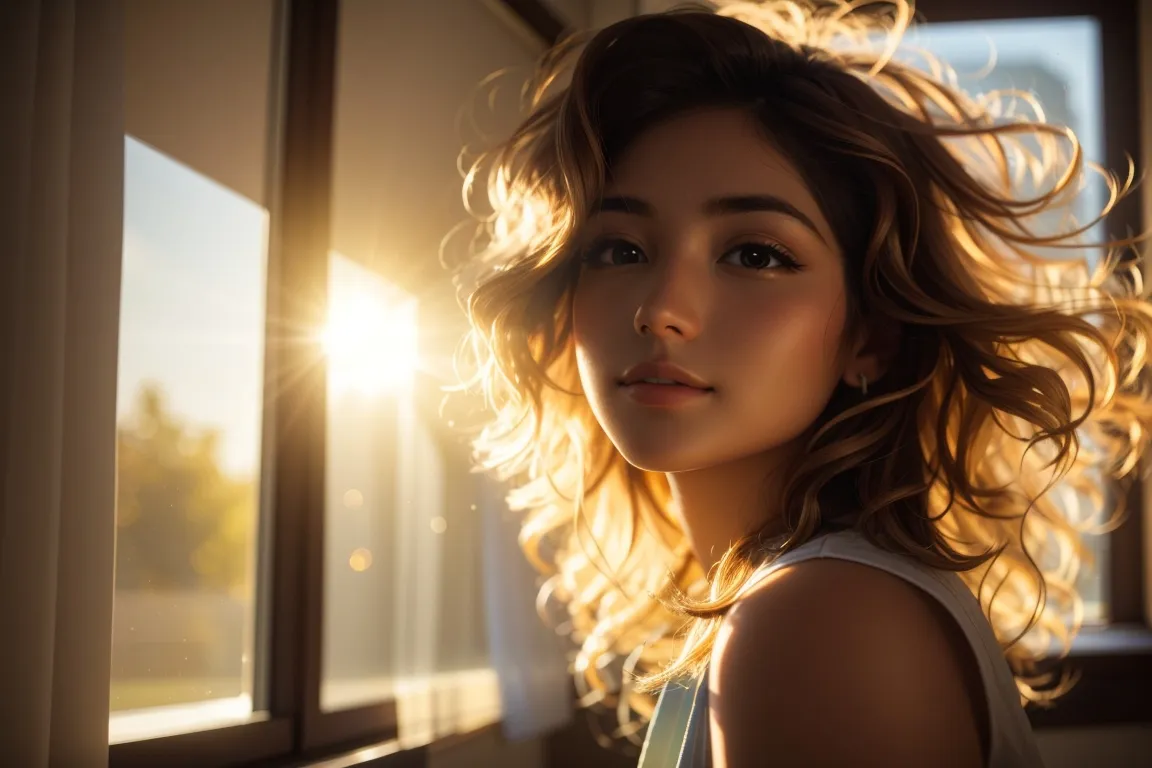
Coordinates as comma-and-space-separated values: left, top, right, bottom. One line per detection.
719, 242, 803, 272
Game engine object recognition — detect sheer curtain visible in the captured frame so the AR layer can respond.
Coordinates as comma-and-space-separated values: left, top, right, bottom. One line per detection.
341, 377, 573, 745
478, 475, 573, 741
0, 0, 124, 765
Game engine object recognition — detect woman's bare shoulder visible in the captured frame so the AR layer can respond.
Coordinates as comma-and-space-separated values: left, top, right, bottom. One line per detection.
707, 558, 983, 768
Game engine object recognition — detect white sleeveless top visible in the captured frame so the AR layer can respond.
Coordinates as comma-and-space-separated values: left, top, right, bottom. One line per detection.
637, 529, 1047, 767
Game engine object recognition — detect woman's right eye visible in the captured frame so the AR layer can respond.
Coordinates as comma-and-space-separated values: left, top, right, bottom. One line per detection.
581, 239, 647, 267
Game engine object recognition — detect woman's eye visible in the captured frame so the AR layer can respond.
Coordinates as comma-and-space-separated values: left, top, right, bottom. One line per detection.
579, 239, 801, 271
582, 239, 646, 267
720, 242, 802, 272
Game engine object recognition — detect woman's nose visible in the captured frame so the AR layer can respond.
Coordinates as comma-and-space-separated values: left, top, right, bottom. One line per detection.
632, 260, 704, 341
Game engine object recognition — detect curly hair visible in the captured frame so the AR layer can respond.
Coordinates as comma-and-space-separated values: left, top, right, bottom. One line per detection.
445, 0, 1152, 743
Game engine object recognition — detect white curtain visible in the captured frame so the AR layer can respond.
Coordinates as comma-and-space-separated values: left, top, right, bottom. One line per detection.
0, 0, 124, 765
478, 475, 573, 742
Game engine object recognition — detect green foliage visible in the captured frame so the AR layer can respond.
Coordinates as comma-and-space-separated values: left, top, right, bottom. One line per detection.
115, 383, 254, 594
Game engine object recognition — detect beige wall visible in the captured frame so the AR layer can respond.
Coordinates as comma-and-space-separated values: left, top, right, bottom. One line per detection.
543, 0, 594, 27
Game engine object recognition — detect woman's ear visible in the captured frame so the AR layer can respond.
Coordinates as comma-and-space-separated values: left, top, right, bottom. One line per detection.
843, 314, 901, 389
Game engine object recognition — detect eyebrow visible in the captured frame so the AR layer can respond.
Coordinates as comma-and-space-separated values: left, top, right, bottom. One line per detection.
593, 194, 827, 245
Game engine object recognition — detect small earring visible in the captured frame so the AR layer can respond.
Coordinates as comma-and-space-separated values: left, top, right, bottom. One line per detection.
860, 374, 868, 397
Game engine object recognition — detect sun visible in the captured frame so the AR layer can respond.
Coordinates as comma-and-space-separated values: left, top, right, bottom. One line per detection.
322, 253, 419, 396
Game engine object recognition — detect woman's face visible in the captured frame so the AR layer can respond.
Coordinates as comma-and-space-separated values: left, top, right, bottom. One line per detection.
572, 107, 856, 473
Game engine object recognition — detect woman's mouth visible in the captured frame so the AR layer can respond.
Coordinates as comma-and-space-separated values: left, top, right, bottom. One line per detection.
618, 378, 715, 407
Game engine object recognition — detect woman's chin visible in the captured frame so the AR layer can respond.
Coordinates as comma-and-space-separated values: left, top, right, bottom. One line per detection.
610, 440, 715, 474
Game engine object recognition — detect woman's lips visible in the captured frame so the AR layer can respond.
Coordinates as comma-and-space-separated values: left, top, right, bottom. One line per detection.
619, 381, 714, 407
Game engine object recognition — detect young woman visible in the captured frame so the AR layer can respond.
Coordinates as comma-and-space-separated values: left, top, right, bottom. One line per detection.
448, 2, 1152, 765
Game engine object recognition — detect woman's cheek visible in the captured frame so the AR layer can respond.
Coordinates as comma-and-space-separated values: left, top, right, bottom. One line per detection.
717, 290, 845, 387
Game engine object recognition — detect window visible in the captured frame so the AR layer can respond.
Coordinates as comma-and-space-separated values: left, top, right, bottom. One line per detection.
898, 0, 1152, 727
894, 15, 1111, 624
112, 0, 279, 744
110, 0, 550, 765
313, 0, 532, 742
111, 136, 268, 739
320, 252, 497, 729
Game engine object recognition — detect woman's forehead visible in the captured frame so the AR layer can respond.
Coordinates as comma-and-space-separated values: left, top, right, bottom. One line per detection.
601, 109, 835, 241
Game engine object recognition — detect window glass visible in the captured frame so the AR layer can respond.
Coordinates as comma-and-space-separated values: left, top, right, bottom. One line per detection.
898, 17, 1109, 623
111, 0, 279, 742
319, 0, 539, 738
321, 253, 496, 736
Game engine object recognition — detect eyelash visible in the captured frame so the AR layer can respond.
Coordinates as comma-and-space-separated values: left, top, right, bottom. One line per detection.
579, 237, 804, 273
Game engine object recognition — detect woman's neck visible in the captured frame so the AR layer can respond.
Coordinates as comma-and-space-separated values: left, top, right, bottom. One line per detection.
666, 447, 794, 573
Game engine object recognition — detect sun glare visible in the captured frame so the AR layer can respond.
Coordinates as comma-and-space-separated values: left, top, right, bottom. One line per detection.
323, 253, 419, 396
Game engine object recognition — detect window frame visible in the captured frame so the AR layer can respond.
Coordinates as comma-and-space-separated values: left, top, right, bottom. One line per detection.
111, 1, 516, 764
912, 0, 1152, 730
110, 1, 401, 765
261, 0, 406, 756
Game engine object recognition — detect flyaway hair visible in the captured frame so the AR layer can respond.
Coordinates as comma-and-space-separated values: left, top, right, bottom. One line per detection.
445, 0, 1152, 746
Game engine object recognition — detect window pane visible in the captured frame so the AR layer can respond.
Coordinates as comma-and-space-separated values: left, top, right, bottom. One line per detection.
320, 250, 498, 723
896, 16, 1109, 623
321, 252, 422, 710
111, 0, 279, 742
321, 258, 498, 733
320, 0, 540, 736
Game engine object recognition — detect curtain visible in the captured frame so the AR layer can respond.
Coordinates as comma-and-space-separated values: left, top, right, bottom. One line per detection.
0, 0, 124, 765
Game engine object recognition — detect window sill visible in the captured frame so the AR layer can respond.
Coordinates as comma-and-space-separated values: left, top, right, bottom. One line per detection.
1030, 623, 1152, 729
110, 669, 504, 768
110, 693, 257, 744
1062, 623, 1152, 656
286, 668, 504, 768
293, 722, 507, 768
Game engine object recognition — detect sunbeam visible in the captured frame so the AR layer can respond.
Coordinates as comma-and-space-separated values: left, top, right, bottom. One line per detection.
322, 253, 419, 397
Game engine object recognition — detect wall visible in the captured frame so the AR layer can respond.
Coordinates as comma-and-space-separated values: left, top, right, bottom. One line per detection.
543, 0, 594, 28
